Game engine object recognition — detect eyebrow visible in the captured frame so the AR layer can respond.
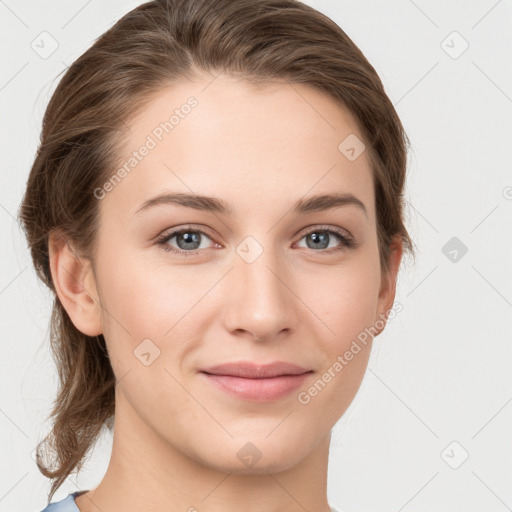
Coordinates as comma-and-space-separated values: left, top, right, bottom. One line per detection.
134, 191, 367, 218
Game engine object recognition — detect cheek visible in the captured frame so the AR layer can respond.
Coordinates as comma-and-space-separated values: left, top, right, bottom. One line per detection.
306, 259, 381, 344
96, 258, 197, 410
99, 253, 202, 339
297, 265, 378, 424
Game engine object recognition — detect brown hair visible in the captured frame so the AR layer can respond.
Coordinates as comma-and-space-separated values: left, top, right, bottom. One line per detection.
18, 0, 415, 502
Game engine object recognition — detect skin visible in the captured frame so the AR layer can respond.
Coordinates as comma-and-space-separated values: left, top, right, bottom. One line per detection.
49, 72, 402, 512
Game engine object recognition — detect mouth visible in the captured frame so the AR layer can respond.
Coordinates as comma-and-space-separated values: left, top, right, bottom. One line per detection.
199, 361, 313, 402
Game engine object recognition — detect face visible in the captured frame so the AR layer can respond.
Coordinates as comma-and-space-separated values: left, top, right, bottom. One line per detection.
83, 73, 399, 474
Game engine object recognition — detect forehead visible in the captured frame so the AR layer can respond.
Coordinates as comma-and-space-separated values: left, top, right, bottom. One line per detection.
104, 74, 375, 222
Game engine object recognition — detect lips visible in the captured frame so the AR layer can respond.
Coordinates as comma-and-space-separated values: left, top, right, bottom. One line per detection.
200, 361, 311, 378
199, 361, 313, 402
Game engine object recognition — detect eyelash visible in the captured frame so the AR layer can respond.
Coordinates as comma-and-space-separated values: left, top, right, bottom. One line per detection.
155, 224, 356, 256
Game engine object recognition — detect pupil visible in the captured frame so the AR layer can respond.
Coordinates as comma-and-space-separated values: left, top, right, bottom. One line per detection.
178, 231, 201, 250
307, 231, 329, 249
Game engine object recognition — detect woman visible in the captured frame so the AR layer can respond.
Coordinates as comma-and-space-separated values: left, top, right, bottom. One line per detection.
20, 0, 415, 510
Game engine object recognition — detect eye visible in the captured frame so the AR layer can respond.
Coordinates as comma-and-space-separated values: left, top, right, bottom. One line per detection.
155, 226, 217, 256
295, 226, 356, 253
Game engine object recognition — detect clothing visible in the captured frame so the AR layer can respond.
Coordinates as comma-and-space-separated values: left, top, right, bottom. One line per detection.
39, 491, 340, 512
39, 490, 86, 511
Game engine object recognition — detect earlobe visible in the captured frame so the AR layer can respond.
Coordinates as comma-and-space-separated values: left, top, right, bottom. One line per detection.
48, 231, 103, 337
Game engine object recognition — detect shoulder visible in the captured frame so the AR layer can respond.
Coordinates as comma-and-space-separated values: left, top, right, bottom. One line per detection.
39, 491, 85, 512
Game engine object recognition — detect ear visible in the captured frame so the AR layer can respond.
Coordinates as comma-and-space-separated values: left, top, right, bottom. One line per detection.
375, 235, 403, 335
48, 231, 103, 336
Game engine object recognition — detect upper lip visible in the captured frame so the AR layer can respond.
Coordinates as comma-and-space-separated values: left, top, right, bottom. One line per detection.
200, 361, 312, 378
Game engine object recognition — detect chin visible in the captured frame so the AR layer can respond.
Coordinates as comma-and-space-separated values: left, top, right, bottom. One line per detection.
195, 435, 312, 475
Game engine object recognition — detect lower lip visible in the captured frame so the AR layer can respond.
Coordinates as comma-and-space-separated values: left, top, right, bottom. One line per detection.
201, 372, 312, 402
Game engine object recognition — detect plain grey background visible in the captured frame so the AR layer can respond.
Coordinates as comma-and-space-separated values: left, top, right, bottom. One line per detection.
0, 1, 511, 511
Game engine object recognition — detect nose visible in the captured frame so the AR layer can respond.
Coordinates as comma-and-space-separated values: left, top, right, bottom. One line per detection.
222, 245, 299, 342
